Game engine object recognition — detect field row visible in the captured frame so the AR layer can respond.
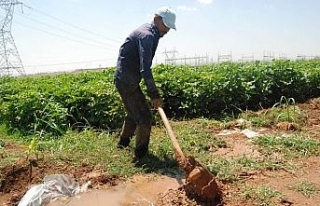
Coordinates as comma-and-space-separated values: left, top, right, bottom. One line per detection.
0, 59, 319, 136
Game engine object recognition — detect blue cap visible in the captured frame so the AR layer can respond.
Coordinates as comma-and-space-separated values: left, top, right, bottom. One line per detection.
155, 7, 176, 30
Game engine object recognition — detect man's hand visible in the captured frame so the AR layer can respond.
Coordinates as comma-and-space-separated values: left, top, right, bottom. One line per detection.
151, 98, 163, 109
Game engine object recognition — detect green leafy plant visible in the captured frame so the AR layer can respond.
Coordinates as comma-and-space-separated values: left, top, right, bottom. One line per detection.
1, 59, 320, 136
26, 137, 40, 160
272, 96, 297, 123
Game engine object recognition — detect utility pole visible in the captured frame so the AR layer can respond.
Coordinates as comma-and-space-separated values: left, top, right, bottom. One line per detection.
163, 48, 178, 65
0, 0, 26, 76
239, 53, 254, 62
263, 51, 274, 62
217, 51, 232, 63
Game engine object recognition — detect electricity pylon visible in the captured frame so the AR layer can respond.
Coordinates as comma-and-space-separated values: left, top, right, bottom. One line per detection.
0, 0, 26, 76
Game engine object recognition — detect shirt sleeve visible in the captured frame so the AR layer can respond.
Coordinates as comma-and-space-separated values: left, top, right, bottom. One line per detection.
138, 36, 160, 99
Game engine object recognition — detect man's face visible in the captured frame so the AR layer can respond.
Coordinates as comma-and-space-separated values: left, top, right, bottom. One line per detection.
158, 18, 170, 37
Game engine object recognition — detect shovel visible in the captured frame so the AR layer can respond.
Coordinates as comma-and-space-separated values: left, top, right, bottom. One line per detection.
158, 107, 221, 202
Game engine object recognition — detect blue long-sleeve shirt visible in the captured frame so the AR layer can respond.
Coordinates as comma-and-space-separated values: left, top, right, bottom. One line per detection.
115, 23, 160, 99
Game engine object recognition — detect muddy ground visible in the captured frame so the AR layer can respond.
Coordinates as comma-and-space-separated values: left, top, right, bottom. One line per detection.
1, 98, 320, 206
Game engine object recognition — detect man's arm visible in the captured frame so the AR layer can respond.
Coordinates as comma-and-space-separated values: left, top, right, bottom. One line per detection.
138, 37, 160, 100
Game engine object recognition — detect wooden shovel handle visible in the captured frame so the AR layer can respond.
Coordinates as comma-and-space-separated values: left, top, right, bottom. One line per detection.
158, 107, 185, 160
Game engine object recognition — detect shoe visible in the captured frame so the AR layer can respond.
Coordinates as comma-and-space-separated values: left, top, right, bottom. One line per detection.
134, 146, 148, 159
117, 137, 131, 148
117, 117, 136, 149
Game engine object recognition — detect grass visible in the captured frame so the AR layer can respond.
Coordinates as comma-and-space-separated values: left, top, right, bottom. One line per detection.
290, 180, 319, 198
0, 148, 26, 168
240, 184, 283, 206
0, 107, 319, 205
0, 125, 27, 168
39, 129, 176, 177
239, 96, 307, 128
1, 118, 316, 178
0, 117, 224, 177
205, 154, 298, 183
253, 135, 320, 158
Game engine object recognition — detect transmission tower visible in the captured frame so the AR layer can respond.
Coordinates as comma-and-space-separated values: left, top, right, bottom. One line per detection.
163, 48, 178, 64
0, 0, 25, 76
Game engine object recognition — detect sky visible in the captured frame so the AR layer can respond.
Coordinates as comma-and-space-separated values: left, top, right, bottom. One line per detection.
2, 0, 320, 74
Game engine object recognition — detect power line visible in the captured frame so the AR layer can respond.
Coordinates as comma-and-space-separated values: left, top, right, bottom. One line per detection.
14, 20, 117, 51
15, 12, 117, 48
25, 58, 116, 67
21, 3, 122, 44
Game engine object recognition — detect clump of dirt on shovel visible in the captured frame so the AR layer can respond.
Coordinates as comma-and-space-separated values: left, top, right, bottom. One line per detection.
176, 153, 223, 204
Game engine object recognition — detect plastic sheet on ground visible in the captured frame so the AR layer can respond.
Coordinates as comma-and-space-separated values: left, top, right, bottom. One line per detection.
216, 129, 239, 136
18, 174, 91, 206
241, 129, 261, 138
217, 128, 261, 138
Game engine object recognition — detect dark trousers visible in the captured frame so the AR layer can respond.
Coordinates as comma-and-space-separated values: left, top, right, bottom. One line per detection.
114, 79, 152, 157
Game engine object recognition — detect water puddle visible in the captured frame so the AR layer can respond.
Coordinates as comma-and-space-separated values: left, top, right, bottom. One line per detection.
48, 175, 184, 206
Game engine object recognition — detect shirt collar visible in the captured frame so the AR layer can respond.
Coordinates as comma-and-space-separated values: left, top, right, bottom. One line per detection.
151, 22, 160, 39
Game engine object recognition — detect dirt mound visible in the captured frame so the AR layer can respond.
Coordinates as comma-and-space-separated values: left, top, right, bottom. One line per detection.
155, 188, 202, 205
155, 187, 223, 206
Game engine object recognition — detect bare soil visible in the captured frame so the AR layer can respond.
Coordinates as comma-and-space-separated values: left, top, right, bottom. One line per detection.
1, 98, 320, 206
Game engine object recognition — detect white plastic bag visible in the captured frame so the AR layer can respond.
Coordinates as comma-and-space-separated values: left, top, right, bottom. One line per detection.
18, 174, 90, 206
18, 184, 46, 206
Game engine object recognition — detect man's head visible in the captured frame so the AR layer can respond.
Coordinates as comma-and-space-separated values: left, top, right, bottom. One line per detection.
154, 7, 176, 37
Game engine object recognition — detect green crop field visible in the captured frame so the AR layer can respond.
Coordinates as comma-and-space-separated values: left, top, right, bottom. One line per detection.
1, 59, 320, 206
0, 59, 319, 137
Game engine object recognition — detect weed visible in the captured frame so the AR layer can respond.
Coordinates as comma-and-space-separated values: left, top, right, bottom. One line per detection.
239, 110, 270, 127
206, 155, 297, 183
241, 184, 283, 206
253, 135, 320, 158
272, 96, 296, 122
206, 156, 240, 182
0, 137, 26, 168
290, 180, 319, 198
